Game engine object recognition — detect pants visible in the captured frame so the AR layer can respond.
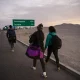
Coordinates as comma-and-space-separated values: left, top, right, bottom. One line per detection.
32, 43, 45, 72
45, 46, 60, 68
33, 58, 45, 72
8, 40, 14, 49
10, 42, 14, 49
8, 37, 15, 49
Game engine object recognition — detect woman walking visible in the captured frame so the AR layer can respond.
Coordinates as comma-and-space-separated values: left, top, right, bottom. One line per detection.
29, 23, 47, 77
45, 26, 60, 71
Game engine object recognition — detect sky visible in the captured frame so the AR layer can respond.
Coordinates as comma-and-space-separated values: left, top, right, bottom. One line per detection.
0, 0, 80, 28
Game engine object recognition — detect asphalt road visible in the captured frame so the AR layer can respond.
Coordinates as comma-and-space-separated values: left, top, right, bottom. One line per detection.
0, 31, 79, 80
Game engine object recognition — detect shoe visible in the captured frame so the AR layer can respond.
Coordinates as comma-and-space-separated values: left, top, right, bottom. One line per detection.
32, 67, 36, 70
42, 72, 47, 78
57, 67, 60, 71
12, 49, 14, 52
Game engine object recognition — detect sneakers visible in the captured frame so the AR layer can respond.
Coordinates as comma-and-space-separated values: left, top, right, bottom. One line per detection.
32, 67, 36, 70
57, 67, 60, 71
11, 49, 14, 52
31, 67, 47, 78
42, 72, 47, 78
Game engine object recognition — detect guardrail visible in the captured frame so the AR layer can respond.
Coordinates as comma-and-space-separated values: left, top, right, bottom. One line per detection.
17, 39, 80, 79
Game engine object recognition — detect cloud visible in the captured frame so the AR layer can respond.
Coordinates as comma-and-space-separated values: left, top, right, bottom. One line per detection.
0, 0, 80, 28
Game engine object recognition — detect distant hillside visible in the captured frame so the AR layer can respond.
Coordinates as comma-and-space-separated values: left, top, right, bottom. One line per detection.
55, 23, 80, 28
22, 23, 80, 34
43, 23, 80, 34
53, 23, 80, 35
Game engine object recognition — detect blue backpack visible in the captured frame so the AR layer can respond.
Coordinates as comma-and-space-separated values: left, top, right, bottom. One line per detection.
7, 29, 16, 43
8, 29, 16, 37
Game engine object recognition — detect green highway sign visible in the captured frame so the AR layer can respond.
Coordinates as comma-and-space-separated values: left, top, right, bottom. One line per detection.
13, 19, 35, 26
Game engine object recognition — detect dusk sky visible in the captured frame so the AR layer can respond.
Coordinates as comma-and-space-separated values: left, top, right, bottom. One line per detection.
0, 0, 80, 28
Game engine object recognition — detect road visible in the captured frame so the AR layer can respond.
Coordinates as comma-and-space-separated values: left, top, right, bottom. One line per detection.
0, 31, 79, 80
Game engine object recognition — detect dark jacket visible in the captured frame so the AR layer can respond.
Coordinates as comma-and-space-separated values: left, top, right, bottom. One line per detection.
29, 30, 44, 52
6, 29, 16, 38
6, 29, 16, 43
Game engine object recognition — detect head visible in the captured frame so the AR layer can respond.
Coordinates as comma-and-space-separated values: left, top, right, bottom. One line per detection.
9, 25, 12, 29
49, 26, 56, 33
37, 23, 43, 31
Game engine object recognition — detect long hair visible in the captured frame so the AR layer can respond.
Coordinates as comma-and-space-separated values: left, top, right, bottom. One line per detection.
49, 26, 56, 33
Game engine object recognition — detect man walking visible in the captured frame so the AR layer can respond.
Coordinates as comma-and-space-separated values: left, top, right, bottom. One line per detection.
6, 25, 16, 52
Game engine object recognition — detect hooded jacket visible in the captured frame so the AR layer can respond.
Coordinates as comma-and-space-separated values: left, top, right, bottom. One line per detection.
45, 32, 56, 49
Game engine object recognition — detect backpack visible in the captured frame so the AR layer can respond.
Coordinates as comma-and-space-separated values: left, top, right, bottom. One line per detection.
29, 31, 44, 45
8, 29, 16, 37
29, 33, 37, 44
7, 29, 16, 43
8, 36, 16, 43
50, 34, 62, 49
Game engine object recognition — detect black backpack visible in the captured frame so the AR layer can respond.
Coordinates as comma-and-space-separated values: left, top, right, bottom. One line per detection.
50, 34, 62, 49
29, 31, 44, 45
29, 32, 37, 44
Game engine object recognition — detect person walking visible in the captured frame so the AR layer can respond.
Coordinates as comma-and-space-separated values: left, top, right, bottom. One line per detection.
29, 23, 47, 78
45, 26, 61, 71
6, 25, 16, 52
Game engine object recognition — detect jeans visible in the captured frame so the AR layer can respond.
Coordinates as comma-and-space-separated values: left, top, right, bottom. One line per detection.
33, 58, 45, 72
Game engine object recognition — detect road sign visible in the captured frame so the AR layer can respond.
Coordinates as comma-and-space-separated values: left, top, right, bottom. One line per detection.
13, 19, 35, 26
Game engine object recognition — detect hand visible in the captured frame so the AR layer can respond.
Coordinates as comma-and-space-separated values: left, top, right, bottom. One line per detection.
44, 48, 46, 53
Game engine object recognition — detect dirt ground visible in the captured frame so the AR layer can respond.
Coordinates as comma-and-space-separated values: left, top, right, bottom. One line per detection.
16, 27, 80, 72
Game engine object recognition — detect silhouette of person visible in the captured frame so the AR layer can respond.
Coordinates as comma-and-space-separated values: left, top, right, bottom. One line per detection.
6, 25, 16, 52
29, 23, 47, 77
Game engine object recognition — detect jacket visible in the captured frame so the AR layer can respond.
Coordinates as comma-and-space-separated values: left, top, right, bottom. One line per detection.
29, 30, 44, 52
45, 32, 56, 49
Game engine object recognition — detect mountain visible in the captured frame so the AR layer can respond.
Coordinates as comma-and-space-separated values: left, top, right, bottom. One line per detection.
55, 23, 80, 28
42, 23, 80, 34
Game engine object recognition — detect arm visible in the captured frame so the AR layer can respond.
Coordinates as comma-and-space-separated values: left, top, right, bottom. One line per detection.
6, 30, 9, 38
14, 30, 17, 40
45, 34, 51, 50
14, 30, 16, 37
